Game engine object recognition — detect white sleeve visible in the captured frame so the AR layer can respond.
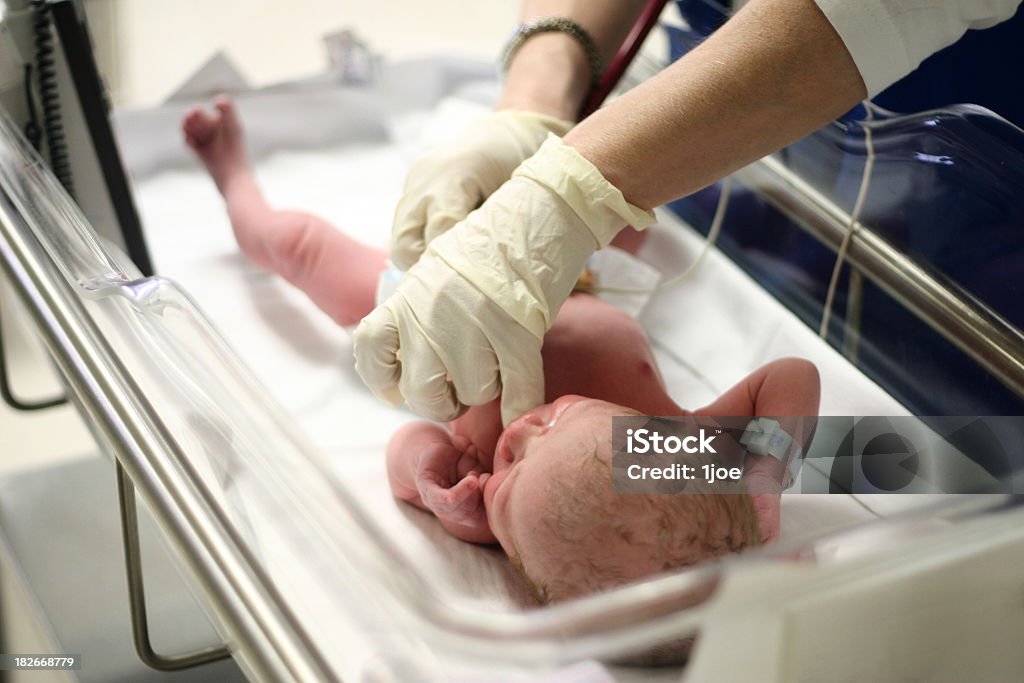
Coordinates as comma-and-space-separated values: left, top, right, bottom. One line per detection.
814, 0, 1022, 96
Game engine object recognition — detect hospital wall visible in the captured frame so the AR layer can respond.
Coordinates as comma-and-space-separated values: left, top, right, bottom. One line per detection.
81, 0, 520, 106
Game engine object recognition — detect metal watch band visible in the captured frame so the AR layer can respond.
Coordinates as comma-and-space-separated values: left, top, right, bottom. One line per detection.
502, 17, 603, 87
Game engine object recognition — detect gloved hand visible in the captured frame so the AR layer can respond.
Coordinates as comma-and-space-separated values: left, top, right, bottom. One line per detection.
390, 110, 573, 270
355, 135, 656, 425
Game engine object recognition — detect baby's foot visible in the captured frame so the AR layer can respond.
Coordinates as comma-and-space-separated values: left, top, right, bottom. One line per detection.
182, 97, 249, 194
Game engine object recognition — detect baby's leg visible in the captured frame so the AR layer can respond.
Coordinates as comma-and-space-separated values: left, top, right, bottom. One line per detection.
183, 97, 387, 326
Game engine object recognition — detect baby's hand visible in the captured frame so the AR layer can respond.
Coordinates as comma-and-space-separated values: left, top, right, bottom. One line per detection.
417, 469, 491, 527
416, 437, 490, 529
387, 422, 496, 543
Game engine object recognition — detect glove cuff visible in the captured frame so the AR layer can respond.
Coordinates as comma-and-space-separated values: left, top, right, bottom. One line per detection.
493, 109, 574, 138
514, 134, 657, 247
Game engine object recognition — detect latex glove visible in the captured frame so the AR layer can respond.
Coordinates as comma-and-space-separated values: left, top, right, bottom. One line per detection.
390, 110, 573, 270
356, 135, 656, 425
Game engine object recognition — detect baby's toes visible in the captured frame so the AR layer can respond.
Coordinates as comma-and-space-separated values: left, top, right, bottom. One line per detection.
214, 97, 236, 121
182, 109, 217, 146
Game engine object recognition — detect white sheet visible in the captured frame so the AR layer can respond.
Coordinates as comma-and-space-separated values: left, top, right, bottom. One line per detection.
118, 60, 924, 681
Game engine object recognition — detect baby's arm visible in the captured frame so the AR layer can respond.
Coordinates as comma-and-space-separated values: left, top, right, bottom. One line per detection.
695, 357, 820, 440
695, 358, 821, 541
386, 422, 497, 544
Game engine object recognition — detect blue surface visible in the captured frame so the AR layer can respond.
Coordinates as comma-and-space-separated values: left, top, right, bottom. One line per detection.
673, 1, 1024, 126
666, 1, 1024, 422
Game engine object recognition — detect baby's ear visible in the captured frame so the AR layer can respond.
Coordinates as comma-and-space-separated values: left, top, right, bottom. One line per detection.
748, 491, 781, 543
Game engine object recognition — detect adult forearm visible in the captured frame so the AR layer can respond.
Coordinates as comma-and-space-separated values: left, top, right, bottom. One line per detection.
566, 0, 867, 208
497, 0, 650, 120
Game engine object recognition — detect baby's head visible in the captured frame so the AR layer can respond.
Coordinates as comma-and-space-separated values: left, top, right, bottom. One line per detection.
482, 396, 761, 603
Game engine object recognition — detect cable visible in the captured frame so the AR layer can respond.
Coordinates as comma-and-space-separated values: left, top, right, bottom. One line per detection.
574, 0, 727, 297
30, 0, 75, 198
591, 175, 732, 296
579, 0, 672, 119
655, 175, 731, 288
588, 107, 873, 320
0, 301, 68, 411
22, 64, 43, 150
0, 0, 72, 411
818, 104, 876, 338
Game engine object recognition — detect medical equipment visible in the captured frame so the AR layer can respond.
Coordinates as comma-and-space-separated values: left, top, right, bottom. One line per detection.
0, 0, 151, 272
580, 0, 672, 118
2, 5, 1024, 683
739, 417, 802, 488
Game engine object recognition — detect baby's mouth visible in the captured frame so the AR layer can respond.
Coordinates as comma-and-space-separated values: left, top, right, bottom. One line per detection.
481, 467, 509, 515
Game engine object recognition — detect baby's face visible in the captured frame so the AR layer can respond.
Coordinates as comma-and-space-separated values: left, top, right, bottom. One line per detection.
482, 396, 641, 582
481, 396, 762, 602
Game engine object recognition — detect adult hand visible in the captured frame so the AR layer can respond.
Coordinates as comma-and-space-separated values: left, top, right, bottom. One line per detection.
356, 135, 655, 425
390, 110, 572, 270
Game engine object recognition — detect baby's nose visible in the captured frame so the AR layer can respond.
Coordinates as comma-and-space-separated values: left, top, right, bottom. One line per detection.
501, 413, 547, 461
521, 411, 546, 427
519, 412, 553, 439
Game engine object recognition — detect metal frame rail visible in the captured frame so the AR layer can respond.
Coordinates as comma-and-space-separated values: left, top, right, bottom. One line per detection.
733, 155, 1024, 400
0, 186, 335, 682
115, 464, 231, 671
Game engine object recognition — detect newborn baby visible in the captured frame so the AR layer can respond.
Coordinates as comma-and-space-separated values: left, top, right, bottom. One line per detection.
387, 354, 819, 603
183, 97, 821, 604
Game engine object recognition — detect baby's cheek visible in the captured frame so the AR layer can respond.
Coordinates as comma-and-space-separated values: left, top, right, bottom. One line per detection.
482, 469, 512, 545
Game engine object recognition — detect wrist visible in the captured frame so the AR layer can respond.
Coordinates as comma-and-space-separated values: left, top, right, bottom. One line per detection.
514, 135, 656, 247
496, 32, 591, 121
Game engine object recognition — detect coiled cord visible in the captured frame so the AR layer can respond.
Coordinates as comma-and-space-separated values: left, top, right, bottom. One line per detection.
30, 0, 75, 198
0, 1, 71, 412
